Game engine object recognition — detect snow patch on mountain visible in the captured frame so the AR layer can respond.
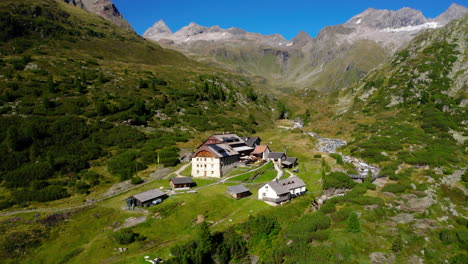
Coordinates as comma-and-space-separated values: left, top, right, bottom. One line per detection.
381, 22, 441, 32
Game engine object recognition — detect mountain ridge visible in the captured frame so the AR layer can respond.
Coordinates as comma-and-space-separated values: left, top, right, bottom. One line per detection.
143, 3, 467, 92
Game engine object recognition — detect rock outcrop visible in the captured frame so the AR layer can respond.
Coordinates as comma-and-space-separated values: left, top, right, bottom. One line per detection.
62, 0, 133, 31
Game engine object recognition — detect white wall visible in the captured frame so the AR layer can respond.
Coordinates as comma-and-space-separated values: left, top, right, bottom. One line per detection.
258, 184, 279, 200
290, 186, 306, 195
191, 157, 222, 178
262, 148, 270, 160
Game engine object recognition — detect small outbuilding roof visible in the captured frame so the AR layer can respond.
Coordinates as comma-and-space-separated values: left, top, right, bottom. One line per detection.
282, 157, 298, 166
252, 145, 269, 155
245, 137, 260, 147
132, 189, 166, 203
267, 152, 286, 160
227, 184, 250, 194
170, 177, 193, 185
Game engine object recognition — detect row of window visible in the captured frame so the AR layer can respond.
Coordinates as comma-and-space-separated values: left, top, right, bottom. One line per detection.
195, 170, 215, 175
195, 157, 211, 161
195, 164, 214, 168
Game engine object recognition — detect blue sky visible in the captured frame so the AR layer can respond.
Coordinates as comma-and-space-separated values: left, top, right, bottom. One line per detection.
113, 0, 468, 40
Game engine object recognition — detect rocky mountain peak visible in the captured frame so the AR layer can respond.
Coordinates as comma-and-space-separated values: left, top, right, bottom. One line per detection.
62, 0, 133, 31
292, 31, 313, 46
434, 3, 468, 24
143, 20, 171, 38
346, 7, 426, 29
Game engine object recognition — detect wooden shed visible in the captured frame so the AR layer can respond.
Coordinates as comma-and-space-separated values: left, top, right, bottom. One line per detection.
170, 177, 194, 189
127, 189, 167, 207
227, 184, 251, 199
282, 157, 298, 168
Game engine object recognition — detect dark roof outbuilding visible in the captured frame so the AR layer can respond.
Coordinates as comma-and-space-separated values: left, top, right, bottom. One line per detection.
170, 177, 194, 185
267, 152, 286, 160
227, 184, 250, 194
132, 189, 166, 203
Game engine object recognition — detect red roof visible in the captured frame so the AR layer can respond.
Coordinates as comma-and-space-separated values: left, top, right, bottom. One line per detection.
252, 145, 269, 155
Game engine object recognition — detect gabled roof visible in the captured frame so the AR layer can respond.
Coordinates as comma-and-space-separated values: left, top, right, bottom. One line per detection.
233, 146, 254, 152
267, 152, 286, 160
132, 189, 166, 203
282, 157, 298, 165
210, 144, 239, 157
264, 177, 306, 195
192, 144, 239, 158
170, 177, 193, 185
212, 134, 244, 143
252, 145, 269, 155
227, 184, 250, 194
245, 136, 260, 147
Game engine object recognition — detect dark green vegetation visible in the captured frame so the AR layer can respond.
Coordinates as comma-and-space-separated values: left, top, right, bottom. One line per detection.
0, 1, 467, 264
0, 0, 273, 208
342, 15, 467, 175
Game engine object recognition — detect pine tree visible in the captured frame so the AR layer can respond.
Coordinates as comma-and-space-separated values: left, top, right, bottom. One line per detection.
6, 127, 18, 151
391, 234, 403, 252
347, 212, 361, 233
195, 221, 213, 264
47, 75, 56, 93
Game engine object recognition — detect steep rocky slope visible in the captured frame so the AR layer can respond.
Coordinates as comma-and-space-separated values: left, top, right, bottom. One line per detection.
62, 0, 133, 30
336, 13, 467, 178
144, 4, 467, 92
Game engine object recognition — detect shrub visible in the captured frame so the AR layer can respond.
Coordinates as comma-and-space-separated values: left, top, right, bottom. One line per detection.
318, 200, 336, 214
130, 176, 143, 185
347, 212, 360, 233
111, 228, 145, 245
323, 172, 357, 190
381, 183, 408, 194
107, 151, 147, 181
450, 253, 468, 264
333, 207, 354, 222
329, 153, 344, 165
391, 234, 403, 252
287, 212, 331, 239
310, 229, 330, 242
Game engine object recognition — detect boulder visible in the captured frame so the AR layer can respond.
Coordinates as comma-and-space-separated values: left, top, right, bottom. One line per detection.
391, 213, 414, 224
413, 219, 437, 230
401, 197, 432, 213
369, 252, 395, 264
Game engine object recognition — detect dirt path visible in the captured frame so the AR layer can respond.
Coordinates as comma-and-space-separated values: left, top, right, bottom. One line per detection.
221, 162, 270, 183
1, 162, 268, 216
173, 162, 191, 177
273, 162, 283, 180
285, 170, 296, 178
0, 166, 173, 217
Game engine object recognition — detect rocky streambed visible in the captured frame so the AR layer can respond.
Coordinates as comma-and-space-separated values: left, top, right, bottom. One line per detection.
304, 132, 380, 179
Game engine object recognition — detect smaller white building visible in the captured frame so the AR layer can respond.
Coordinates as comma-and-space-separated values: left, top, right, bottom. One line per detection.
258, 176, 306, 204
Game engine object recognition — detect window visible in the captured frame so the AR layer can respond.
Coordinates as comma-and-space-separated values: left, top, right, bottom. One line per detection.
197, 170, 199, 174
212, 171, 214, 174
262, 193, 266, 196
